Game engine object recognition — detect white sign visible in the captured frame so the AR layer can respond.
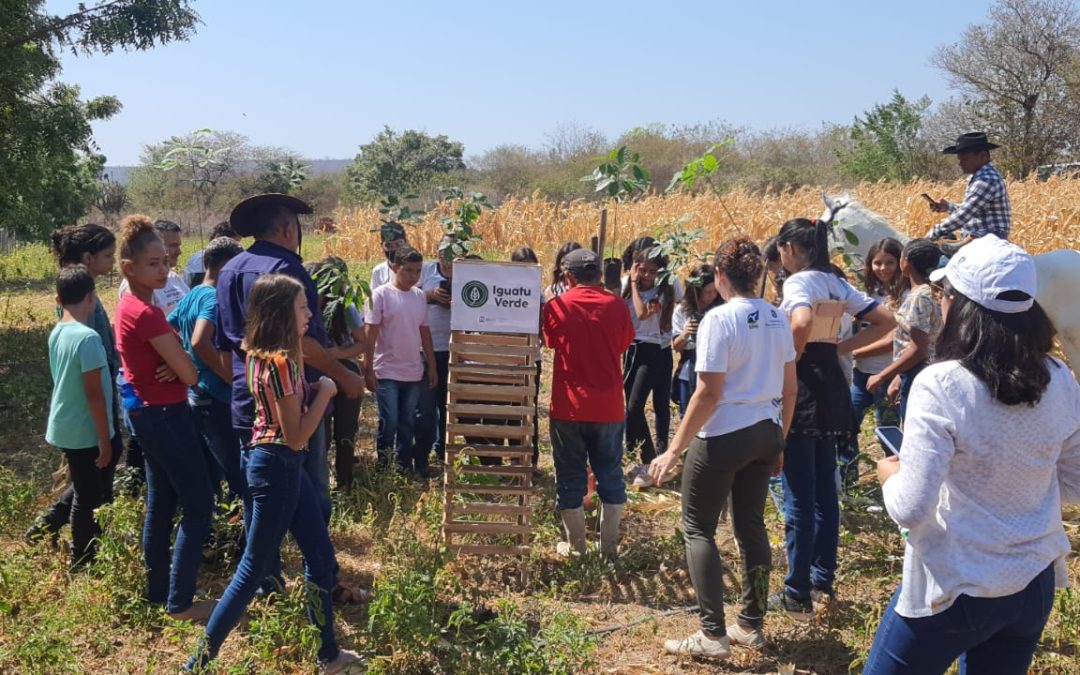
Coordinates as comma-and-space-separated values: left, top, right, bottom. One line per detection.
450, 260, 542, 334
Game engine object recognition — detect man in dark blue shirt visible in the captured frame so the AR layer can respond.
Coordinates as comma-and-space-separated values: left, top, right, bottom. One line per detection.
216, 194, 364, 517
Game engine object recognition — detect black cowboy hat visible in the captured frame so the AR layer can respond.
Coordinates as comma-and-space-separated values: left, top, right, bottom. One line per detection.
229, 193, 313, 237
942, 132, 1000, 154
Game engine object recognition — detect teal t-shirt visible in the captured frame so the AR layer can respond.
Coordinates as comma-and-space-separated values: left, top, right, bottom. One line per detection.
168, 285, 230, 402
46, 321, 115, 450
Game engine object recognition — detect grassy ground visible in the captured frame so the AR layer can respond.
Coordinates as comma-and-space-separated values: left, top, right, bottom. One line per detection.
0, 240, 1077, 674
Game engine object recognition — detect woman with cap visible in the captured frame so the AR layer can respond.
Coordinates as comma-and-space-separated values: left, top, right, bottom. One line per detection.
863, 235, 1080, 674
770, 218, 896, 620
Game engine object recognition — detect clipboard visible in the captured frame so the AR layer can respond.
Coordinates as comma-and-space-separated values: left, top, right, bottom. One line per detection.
807, 300, 845, 343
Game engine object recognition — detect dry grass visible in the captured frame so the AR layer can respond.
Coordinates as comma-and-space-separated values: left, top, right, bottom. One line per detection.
326, 177, 1080, 266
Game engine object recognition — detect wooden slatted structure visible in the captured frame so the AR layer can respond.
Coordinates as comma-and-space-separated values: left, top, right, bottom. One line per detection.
443, 330, 537, 582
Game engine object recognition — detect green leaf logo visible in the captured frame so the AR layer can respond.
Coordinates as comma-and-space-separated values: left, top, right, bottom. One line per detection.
461, 281, 489, 308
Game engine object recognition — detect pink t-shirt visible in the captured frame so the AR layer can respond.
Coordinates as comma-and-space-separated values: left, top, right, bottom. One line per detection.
367, 283, 428, 382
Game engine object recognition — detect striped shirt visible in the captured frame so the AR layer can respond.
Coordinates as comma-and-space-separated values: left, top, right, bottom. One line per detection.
247, 354, 307, 447
931, 163, 1012, 240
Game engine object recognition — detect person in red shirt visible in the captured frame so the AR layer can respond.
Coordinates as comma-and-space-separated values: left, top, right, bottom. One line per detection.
115, 214, 214, 622
542, 247, 635, 558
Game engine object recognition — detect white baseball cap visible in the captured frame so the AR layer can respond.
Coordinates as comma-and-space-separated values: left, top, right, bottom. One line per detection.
928, 235, 1037, 313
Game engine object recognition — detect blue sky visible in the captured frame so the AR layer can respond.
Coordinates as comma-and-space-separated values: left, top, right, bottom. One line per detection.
49, 0, 995, 165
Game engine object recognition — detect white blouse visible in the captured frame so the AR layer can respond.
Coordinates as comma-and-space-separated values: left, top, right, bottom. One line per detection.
883, 359, 1080, 618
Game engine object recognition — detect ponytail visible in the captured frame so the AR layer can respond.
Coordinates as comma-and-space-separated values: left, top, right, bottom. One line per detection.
776, 218, 832, 271
50, 224, 115, 267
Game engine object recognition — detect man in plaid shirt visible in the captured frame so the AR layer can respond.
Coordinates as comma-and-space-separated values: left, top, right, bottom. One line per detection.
927, 132, 1011, 241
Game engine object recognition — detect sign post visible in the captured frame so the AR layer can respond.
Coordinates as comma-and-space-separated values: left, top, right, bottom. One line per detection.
444, 261, 542, 585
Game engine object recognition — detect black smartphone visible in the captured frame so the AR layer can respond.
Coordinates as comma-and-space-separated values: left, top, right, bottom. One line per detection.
921, 192, 935, 204
875, 426, 904, 457
439, 279, 451, 293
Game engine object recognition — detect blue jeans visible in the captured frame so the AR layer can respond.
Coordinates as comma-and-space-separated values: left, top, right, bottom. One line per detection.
550, 419, 626, 510
190, 394, 246, 503
415, 351, 450, 462
841, 368, 892, 470
187, 444, 341, 669
128, 403, 213, 613
305, 415, 331, 523
781, 434, 840, 600
376, 379, 423, 472
897, 364, 925, 425
863, 564, 1055, 674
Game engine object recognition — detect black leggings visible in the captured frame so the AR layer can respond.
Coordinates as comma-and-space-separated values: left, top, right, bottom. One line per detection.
330, 359, 362, 489
623, 342, 673, 465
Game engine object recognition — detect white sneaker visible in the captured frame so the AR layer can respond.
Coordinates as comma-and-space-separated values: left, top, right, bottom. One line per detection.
726, 623, 766, 648
322, 648, 366, 674
663, 630, 731, 658
632, 464, 653, 489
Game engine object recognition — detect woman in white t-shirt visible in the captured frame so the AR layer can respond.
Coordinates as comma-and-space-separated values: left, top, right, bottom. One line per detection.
772, 218, 895, 620
864, 235, 1080, 674
649, 238, 797, 658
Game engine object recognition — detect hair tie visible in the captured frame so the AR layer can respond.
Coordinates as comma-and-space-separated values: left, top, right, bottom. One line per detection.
811, 218, 818, 226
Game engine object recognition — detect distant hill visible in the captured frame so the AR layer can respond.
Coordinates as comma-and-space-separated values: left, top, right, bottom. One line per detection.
101, 159, 352, 185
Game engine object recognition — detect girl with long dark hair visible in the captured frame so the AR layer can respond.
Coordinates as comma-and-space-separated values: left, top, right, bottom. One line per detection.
771, 218, 895, 619
863, 235, 1080, 674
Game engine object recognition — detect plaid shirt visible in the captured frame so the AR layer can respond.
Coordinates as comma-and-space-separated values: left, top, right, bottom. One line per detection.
930, 163, 1011, 240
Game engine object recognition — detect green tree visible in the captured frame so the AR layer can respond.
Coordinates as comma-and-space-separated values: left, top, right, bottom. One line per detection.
931, 0, 1080, 175
345, 126, 466, 202
837, 90, 933, 182
0, 0, 200, 238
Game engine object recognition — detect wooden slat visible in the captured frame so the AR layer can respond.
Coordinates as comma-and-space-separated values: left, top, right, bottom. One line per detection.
447, 423, 531, 440
451, 331, 535, 347
451, 343, 537, 357
447, 446, 532, 459
451, 544, 529, 556
451, 372, 532, 386
446, 484, 532, 496
449, 503, 532, 516
449, 383, 533, 403
459, 464, 533, 477
444, 521, 531, 535
448, 403, 532, 419
452, 353, 531, 367
451, 364, 536, 375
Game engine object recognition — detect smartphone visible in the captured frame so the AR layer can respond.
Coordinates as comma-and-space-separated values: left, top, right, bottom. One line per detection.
921, 193, 936, 204
875, 426, 904, 457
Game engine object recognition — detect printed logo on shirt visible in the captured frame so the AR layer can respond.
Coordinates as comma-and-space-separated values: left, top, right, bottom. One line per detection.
747, 310, 760, 328
461, 280, 489, 308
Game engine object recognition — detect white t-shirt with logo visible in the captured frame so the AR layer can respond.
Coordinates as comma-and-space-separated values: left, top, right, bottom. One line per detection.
695, 297, 796, 438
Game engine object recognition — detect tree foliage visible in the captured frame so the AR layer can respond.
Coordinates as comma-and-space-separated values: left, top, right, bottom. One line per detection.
931, 0, 1080, 175
345, 127, 466, 203
837, 91, 934, 182
0, 0, 199, 238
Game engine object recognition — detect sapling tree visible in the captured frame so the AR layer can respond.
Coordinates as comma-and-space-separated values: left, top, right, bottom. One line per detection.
581, 146, 651, 259
647, 216, 704, 288
312, 257, 371, 327
437, 187, 491, 263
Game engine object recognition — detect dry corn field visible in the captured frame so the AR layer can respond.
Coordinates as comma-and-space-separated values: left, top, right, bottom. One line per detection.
326, 177, 1080, 268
